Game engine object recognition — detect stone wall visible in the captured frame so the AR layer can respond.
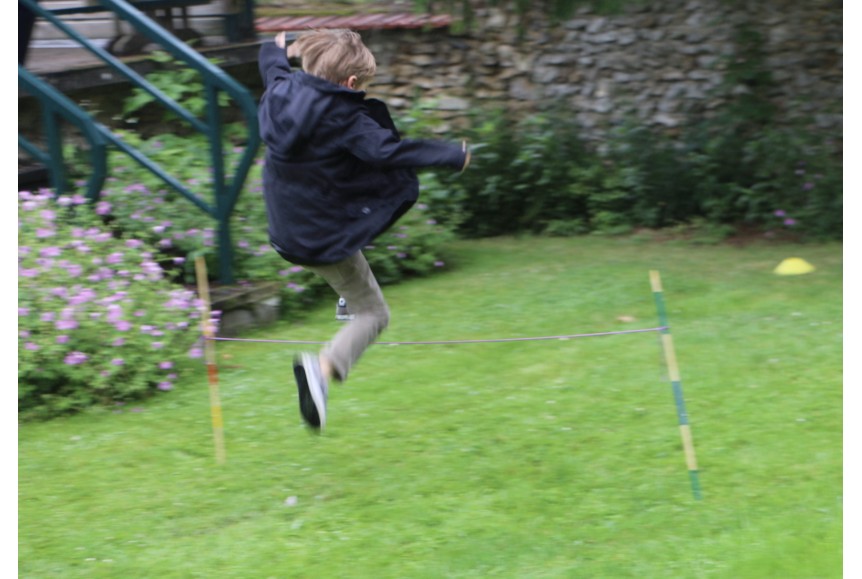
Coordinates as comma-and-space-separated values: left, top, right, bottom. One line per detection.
359, 0, 842, 142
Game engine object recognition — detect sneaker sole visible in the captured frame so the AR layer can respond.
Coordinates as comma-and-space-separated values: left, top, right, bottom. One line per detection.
293, 354, 326, 429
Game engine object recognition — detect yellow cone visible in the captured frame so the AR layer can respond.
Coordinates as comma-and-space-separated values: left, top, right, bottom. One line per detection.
774, 257, 815, 275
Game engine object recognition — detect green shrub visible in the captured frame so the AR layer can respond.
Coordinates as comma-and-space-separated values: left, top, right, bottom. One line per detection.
365, 201, 455, 285
718, 123, 842, 239
614, 116, 843, 240
409, 105, 841, 241
122, 50, 231, 129
421, 108, 598, 237
18, 190, 206, 419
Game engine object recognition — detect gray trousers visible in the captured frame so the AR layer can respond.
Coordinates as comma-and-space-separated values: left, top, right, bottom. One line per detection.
306, 251, 390, 382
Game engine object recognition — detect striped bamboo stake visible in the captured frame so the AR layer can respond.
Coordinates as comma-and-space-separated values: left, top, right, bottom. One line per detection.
195, 256, 226, 465
649, 270, 702, 500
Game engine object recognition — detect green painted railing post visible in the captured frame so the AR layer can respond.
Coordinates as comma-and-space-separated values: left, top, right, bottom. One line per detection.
19, 66, 109, 201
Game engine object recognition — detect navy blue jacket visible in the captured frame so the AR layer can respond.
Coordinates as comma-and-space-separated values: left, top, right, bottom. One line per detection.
257, 42, 467, 266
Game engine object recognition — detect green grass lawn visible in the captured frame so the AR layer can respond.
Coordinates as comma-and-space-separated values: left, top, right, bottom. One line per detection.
18, 236, 843, 578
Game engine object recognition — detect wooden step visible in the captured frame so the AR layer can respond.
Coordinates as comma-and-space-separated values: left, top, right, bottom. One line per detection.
32, 0, 235, 41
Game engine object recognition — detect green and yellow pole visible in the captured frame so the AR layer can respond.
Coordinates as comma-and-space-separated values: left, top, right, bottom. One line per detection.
196, 256, 226, 465
649, 271, 702, 500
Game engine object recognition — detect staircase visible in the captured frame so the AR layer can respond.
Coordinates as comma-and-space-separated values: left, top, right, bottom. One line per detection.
18, 0, 261, 284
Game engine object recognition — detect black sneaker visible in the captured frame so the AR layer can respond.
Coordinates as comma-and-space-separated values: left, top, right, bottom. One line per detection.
293, 353, 328, 429
335, 297, 354, 321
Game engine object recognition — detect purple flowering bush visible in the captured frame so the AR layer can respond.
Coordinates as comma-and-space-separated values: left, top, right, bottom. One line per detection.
18, 189, 208, 418
735, 127, 842, 239
364, 201, 454, 285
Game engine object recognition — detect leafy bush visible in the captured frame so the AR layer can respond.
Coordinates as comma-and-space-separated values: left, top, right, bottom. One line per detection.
122, 50, 231, 130
364, 201, 455, 285
600, 108, 842, 240
419, 108, 599, 238
18, 190, 207, 419
682, 120, 842, 239
409, 105, 841, 241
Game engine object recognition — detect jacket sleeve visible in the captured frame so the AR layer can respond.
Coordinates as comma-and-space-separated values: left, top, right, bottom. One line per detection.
340, 105, 467, 171
258, 42, 292, 89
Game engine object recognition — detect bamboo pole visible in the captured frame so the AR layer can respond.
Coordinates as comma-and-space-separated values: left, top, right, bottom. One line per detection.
650, 270, 701, 500
195, 256, 226, 464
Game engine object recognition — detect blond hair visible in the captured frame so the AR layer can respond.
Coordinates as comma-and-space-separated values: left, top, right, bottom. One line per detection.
294, 29, 376, 87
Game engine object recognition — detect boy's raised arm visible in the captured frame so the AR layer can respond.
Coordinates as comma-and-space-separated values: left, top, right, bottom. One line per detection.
258, 36, 293, 88
341, 110, 468, 172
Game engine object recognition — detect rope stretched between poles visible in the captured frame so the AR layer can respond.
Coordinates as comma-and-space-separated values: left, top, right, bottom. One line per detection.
210, 326, 668, 346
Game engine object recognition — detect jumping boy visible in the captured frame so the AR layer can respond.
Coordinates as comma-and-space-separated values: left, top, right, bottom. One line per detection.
258, 29, 470, 430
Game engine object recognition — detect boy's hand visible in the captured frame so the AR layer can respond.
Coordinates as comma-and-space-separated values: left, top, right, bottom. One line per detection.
276, 32, 301, 63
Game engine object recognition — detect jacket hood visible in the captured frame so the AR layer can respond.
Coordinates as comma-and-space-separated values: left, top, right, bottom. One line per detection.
258, 71, 365, 158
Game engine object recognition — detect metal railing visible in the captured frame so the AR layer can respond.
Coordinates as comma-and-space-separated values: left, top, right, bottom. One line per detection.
19, 67, 109, 202
18, 0, 260, 283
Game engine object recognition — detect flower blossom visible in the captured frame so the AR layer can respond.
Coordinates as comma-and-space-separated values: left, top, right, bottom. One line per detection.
64, 351, 88, 365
